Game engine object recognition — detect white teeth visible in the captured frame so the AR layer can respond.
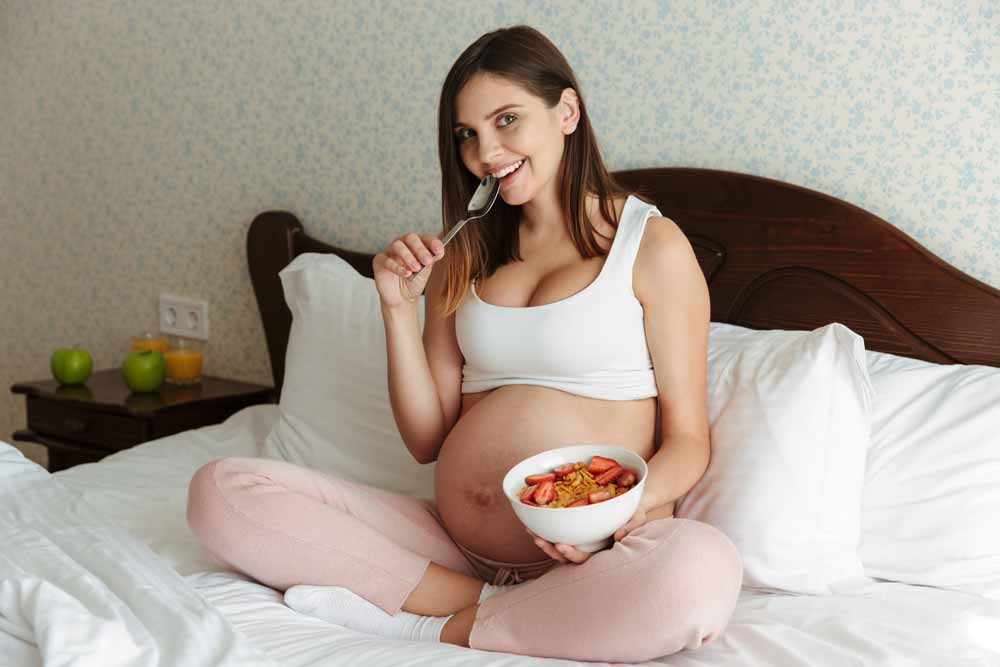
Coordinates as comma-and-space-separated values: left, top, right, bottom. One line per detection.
492, 160, 523, 178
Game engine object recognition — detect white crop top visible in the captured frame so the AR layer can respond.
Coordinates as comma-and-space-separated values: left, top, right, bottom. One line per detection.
454, 195, 661, 400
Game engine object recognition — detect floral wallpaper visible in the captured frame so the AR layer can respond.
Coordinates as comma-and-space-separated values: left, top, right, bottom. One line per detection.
2, 1, 998, 467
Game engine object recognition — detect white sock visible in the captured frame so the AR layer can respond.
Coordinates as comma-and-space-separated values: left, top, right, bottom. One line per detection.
284, 585, 452, 642
478, 582, 512, 603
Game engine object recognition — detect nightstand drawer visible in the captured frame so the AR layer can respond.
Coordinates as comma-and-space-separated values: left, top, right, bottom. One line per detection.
26, 397, 147, 450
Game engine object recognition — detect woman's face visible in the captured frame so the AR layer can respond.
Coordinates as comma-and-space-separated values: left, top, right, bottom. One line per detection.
453, 74, 577, 206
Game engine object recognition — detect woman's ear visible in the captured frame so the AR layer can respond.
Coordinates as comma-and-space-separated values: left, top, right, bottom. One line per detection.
559, 88, 581, 134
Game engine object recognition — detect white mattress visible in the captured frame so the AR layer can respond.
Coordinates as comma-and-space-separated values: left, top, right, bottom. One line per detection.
49, 405, 1000, 666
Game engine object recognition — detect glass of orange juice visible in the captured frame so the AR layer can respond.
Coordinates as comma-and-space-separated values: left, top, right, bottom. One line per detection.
130, 332, 169, 354
164, 335, 204, 385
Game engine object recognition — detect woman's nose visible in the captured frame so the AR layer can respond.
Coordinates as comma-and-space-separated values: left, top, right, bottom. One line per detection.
477, 132, 502, 167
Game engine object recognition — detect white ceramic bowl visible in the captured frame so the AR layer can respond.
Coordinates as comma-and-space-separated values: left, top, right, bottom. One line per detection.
502, 444, 648, 553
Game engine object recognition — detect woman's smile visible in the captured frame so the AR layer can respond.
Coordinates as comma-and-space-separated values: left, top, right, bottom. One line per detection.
498, 158, 526, 190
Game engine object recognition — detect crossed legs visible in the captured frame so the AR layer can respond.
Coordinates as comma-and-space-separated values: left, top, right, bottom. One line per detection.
186, 457, 742, 661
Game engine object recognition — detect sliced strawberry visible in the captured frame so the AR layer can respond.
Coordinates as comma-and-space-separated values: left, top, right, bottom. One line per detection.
552, 463, 576, 478
566, 498, 589, 508
588, 490, 613, 504
525, 472, 556, 485
521, 497, 538, 506
617, 470, 637, 487
534, 479, 555, 505
594, 465, 624, 485
520, 484, 538, 502
587, 456, 620, 474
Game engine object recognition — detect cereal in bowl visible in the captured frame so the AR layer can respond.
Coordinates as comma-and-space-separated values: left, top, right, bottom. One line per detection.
518, 455, 639, 508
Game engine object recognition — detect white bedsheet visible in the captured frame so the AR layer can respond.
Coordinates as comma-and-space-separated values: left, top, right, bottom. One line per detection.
8, 404, 994, 666
0, 443, 274, 666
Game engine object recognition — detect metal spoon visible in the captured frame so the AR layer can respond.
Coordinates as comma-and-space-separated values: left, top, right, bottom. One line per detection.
402, 174, 500, 294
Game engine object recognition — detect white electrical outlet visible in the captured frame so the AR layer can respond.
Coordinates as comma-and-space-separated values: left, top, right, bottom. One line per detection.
159, 294, 209, 340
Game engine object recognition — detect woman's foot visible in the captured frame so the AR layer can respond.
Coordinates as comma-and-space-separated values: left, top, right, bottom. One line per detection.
284, 585, 452, 642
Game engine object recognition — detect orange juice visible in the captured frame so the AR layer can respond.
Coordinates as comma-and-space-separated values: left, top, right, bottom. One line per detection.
164, 337, 204, 384
130, 334, 169, 354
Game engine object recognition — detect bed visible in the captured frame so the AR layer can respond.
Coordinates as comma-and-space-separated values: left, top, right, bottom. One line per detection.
3, 167, 1000, 666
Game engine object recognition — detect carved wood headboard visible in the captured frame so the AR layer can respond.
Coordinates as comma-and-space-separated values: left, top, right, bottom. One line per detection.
248, 168, 1000, 396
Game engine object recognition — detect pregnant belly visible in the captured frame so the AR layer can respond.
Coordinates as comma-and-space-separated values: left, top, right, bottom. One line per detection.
434, 385, 655, 564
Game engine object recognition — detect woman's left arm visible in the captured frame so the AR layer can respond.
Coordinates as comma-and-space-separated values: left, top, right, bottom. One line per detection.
626, 215, 712, 520
528, 216, 712, 563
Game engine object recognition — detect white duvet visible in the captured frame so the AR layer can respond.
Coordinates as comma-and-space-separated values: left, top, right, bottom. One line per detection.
2, 405, 999, 666
0, 444, 273, 666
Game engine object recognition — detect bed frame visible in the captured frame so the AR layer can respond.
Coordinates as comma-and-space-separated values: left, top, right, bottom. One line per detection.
247, 167, 1000, 397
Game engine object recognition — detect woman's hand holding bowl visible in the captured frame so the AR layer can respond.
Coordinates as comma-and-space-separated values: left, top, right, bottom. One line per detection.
527, 502, 649, 564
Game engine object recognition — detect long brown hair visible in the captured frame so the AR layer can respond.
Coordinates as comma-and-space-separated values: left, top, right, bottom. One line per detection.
435, 25, 637, 315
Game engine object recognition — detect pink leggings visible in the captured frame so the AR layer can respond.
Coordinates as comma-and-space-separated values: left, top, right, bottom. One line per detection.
186, 457, 742, 663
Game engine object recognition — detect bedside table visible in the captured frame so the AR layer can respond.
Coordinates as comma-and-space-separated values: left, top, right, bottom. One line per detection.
11, 369, 276, 472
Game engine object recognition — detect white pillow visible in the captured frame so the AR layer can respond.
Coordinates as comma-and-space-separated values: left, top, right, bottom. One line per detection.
676, 322, 875, 595
262, 253, 436, 499
861, 350, 1000, 597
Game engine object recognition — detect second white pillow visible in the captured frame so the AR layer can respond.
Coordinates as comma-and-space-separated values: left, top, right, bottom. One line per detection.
861, 350, 1000, 597
676, 322, 875, 595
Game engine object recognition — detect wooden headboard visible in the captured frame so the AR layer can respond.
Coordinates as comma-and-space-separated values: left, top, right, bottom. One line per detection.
247, 167, 1000, 396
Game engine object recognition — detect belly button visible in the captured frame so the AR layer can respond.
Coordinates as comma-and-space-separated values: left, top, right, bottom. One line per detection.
468, 489, 494, 508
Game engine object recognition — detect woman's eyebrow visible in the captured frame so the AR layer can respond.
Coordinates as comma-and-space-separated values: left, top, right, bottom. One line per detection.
453, 103, 523, 129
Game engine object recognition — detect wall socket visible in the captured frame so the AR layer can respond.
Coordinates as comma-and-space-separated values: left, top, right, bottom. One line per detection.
159, 294, 209, 340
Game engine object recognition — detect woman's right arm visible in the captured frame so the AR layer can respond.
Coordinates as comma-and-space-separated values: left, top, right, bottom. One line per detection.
374, 233, 462, 464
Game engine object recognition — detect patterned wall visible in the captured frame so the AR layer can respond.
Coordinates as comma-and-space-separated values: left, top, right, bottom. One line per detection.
2, 1, 998, 466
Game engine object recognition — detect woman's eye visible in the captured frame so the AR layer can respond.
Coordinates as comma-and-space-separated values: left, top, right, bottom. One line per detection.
456, 114, 516, 143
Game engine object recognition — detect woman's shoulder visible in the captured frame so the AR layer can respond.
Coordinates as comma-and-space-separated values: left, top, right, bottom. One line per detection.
635, 212, 692, 261
614, 192, 683, 247
632, 212, 702, 301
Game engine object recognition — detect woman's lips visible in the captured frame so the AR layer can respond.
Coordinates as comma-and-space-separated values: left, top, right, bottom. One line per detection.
499, 159, 525, 190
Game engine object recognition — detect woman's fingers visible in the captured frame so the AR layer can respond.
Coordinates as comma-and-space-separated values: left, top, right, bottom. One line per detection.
535, 538, 566, 562
377, 238, 430, 279
526, 529, 593, 563
386, 233, 444, 277
613, 507, 647, 541
390, 256, 414, 277
527, 529, 566, 562
420, 234, 444, 264
374, 248, 408, 277
555, 544, 591, 564
373, 253, 407, 278
391, 238, 423, 272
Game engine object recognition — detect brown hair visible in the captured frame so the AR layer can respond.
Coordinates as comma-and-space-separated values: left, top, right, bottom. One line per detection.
435, 25, 638, 315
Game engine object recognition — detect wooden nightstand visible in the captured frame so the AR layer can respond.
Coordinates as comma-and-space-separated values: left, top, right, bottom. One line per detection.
11, 369, 276, 472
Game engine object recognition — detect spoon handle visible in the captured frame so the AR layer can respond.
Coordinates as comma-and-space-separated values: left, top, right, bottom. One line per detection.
440, 214, 474, 248
400, 176, 497, 296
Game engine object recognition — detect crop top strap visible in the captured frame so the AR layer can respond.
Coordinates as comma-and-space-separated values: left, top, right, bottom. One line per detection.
604, 196, 663, 291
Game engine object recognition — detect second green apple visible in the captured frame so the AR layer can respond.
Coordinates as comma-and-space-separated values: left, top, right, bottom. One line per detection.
122, 349, 166, 392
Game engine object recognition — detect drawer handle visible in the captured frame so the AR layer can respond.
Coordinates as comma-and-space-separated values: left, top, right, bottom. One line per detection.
63, 417, 88, 433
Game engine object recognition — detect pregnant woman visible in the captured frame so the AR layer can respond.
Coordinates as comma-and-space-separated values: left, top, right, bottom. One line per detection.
187, 25, 742, 663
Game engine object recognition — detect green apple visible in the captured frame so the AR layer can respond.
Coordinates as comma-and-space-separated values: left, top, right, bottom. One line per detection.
50, 346, 93, 385
121, 349, 166, 393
